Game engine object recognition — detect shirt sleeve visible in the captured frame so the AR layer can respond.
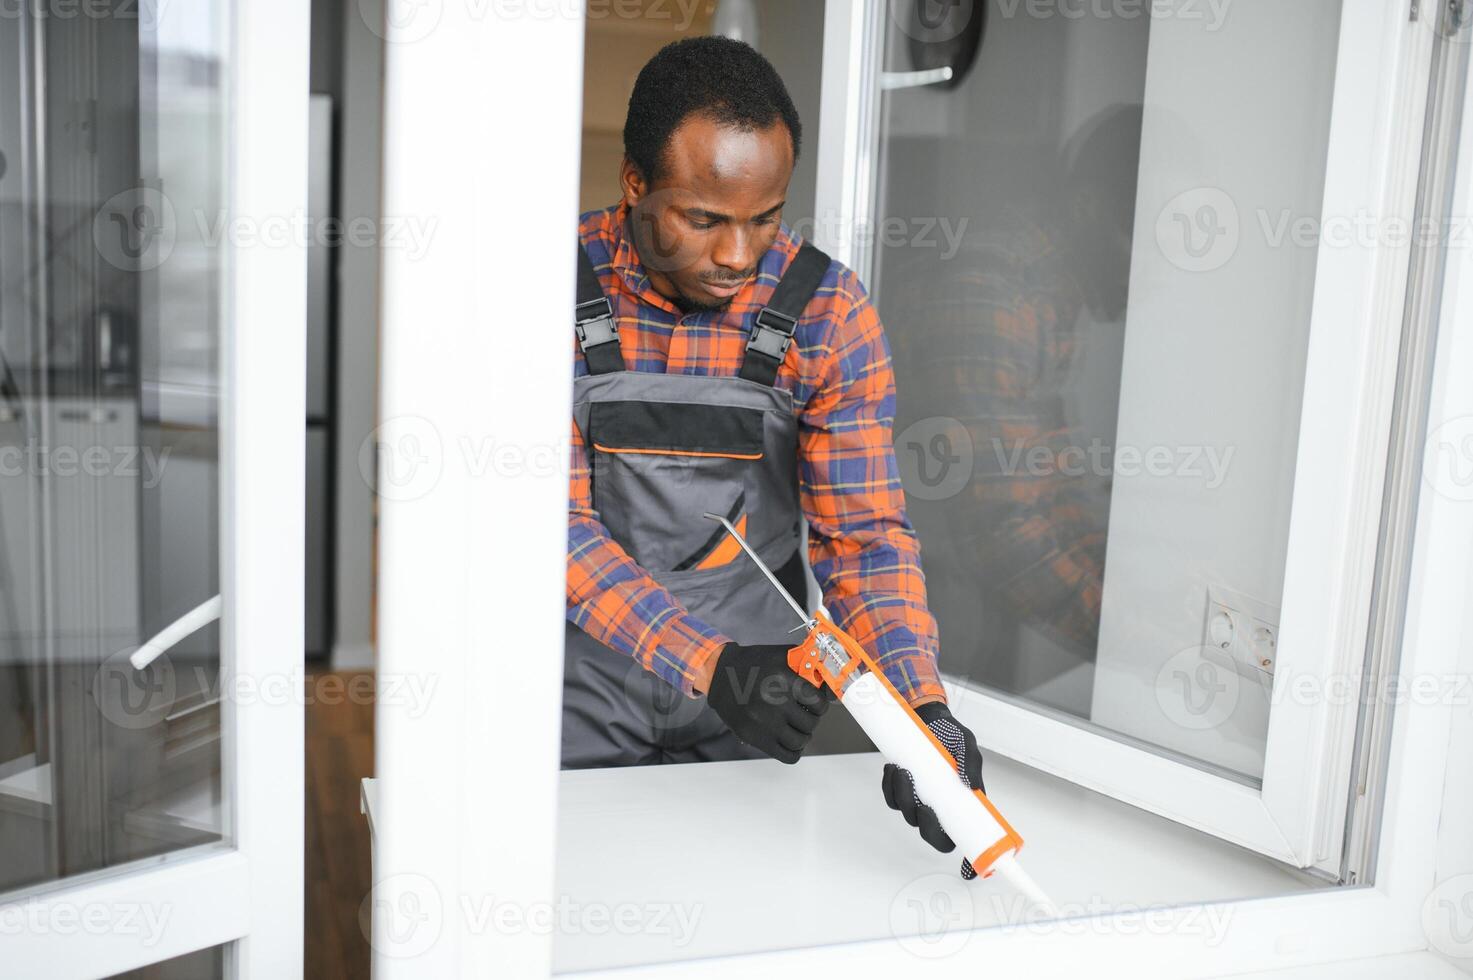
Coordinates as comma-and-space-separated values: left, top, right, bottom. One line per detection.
799, 278, 946, 708
565, 415, 731, 697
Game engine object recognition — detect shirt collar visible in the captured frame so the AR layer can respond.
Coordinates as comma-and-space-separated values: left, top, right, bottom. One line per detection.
603, 200, 668, 314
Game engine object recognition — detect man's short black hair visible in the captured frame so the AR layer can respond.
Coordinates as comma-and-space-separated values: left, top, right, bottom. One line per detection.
623, 35, 802, 183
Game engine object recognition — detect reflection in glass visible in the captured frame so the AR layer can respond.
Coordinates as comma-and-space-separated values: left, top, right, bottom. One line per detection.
109, 942, 226, 979
0, 2, 226, 893
876, 1, 1342, 781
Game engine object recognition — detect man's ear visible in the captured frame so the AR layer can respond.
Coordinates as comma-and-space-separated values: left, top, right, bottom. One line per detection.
619, 157, 647, 208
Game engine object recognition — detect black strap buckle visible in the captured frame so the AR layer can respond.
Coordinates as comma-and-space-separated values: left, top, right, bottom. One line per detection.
747, 307, 798, 361
574, 297, 619, 349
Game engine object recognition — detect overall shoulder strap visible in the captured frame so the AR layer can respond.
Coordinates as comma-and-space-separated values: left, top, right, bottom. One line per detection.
575, 241, 625, 375
738, 242, 831, 387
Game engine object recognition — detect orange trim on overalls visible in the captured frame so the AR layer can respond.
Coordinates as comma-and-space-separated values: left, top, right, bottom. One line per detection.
592, 443, 765, 461
694, 514, 749, 570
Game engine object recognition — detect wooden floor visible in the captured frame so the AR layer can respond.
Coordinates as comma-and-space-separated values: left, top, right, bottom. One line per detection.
304, 669, 375, 980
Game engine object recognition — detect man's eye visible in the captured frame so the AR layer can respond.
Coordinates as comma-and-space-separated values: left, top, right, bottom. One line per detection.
689, 218, 717, 230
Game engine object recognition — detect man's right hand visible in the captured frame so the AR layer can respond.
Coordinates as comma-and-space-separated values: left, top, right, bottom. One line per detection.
704, 642, 836, 764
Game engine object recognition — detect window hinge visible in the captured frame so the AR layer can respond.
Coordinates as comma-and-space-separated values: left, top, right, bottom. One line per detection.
1449, 0, 1469, 34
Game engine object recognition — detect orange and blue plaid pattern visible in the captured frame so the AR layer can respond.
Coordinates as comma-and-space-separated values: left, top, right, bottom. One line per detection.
885, 209, 1107, 654
567, 201, 945, 707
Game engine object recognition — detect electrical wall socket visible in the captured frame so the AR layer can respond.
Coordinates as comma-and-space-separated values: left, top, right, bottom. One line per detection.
1201, 584, 1280, 681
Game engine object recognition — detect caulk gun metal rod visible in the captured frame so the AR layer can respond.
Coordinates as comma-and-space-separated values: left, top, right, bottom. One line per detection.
701, 513, 812, 628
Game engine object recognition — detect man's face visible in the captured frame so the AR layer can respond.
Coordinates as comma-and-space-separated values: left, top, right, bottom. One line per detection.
621, 113, 794, 313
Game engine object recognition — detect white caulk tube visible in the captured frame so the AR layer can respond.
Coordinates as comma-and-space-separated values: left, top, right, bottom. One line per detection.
844, 671, 1011, 868
840, 669, 1055, 914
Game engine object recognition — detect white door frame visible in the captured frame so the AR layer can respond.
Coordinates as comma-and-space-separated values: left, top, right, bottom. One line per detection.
816, 0, 1437, 873
368, 0, 582, 975
813, 0, 884, 275
0, 0, 308, 974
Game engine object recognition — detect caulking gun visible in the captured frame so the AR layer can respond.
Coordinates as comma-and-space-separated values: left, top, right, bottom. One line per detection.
704, 513, 1057, 915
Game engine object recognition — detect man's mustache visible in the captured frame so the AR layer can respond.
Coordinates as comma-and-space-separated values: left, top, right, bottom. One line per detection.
700, 271, 755, 287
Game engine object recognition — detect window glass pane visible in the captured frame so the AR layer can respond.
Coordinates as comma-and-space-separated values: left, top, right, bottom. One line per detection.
107, 941, 226, 979
875, 1, 1342, 781
0, 1, 227, 893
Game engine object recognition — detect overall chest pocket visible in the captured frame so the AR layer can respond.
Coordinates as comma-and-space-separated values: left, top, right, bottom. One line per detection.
588, 399, 766, 574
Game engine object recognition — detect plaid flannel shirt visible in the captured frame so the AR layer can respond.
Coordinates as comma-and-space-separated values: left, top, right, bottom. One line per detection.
566, 201, 945, 707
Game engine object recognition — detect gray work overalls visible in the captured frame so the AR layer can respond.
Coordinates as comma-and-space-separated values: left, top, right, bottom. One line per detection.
561, 239, 833, 769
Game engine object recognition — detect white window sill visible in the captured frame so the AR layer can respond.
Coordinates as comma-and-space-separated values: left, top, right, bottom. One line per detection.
549, 750, 1324, 974
1218, 951, 1469, 979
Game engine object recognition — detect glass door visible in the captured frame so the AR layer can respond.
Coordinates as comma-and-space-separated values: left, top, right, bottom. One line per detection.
0, 0, 306, 975
817, 0, 1440, 873
1, 0, 226, 898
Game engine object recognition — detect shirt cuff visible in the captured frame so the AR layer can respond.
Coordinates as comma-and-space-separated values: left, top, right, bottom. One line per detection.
687, 636, 727, 697
891, 654, 947, 709
648, 614, 730, 698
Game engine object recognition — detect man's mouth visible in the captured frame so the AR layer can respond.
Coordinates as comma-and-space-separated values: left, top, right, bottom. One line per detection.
700, 278, 747, 299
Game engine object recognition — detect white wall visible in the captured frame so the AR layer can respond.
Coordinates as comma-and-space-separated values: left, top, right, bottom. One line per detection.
1089, 0, 1343, 777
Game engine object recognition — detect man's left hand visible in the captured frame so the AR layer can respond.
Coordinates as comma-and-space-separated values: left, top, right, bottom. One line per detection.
880, 701, 987, 879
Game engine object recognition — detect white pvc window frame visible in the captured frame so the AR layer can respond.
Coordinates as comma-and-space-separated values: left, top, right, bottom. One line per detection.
355, 0, 1467, 975
368, 1, 583, 976
568, 1, 1467, 968
0, 0, 308, 975
815, 0, 1437, 875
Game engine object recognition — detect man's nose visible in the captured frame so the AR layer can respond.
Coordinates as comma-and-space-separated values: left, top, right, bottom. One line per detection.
710, 226, 755, 275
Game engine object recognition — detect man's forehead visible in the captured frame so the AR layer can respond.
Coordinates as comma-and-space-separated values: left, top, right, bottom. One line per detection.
655, 116, 793, 211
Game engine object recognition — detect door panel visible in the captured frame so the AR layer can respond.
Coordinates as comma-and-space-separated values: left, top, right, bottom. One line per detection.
0, 0, 227, 893
0, 0, 306, 974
